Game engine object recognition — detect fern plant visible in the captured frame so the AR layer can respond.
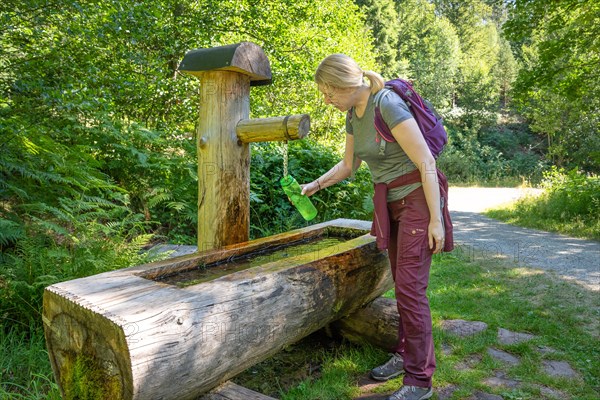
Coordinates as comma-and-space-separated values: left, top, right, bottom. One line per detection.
0, 217, 163, 334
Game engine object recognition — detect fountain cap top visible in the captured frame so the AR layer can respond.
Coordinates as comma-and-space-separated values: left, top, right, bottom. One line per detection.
179, 42, 272, 86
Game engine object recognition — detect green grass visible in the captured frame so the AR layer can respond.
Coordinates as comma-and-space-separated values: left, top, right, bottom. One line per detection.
280, 348, 366, 400
0, 329, 62, 399
426, 254, 599, 399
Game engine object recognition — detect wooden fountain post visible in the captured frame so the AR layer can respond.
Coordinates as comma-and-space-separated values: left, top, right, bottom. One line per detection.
178, 42, 309, 251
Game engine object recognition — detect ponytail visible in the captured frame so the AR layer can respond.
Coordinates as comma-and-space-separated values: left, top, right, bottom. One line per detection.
363, 70, 385, 94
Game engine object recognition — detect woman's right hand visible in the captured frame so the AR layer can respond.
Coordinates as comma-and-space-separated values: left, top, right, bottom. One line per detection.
301, 180, 320, 196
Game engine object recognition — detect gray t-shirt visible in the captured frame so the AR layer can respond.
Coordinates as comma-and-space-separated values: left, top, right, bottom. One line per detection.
346, 89, 421, 202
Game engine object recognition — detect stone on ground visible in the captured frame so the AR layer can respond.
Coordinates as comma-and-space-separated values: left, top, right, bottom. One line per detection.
436, 385, 458, 400
536, 345, 558, 355
469, 391, 503, 400
455, 354, 483, 371
537, 385, 568, 399
542, 360, 580, 379
482, 370, 521, 389
487, 347, 520, 365
497, 328, 536, 345
441, 319, 488, 337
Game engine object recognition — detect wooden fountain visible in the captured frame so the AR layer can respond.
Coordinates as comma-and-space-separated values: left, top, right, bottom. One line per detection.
42, 42, 392, 400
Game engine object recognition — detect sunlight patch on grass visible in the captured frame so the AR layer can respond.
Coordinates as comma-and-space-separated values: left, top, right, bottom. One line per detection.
369, 252, 600, 399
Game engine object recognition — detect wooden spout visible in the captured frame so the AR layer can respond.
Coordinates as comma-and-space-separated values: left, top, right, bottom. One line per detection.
236, 114, 310, 143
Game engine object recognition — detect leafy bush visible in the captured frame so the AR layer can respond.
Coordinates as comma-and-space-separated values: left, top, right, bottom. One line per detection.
437, 125, 509, 183
479, 120, 547, 182
539, 168, 600, 220
438, 119, 547, 185
436, 146, 479, 183
87, 121, 199, 244
249, 140, 373, 238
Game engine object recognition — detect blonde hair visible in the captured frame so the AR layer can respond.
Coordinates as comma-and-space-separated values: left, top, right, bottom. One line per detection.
315, 54, 385, 94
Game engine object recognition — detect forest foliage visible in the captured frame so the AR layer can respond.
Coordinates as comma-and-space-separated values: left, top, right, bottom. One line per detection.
1, 0, 598, 337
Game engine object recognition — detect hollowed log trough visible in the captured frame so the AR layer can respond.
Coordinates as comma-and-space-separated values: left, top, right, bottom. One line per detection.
43, 219, 392, 400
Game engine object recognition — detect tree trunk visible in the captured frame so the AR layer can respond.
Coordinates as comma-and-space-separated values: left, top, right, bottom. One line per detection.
43, 219, 392, 400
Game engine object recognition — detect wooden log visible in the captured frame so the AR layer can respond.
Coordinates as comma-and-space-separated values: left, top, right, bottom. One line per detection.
197, 70, 250, 251
199, 381, 277, 400
180, 42, 273, 251
331, 296, 398, 352
236, 114, 310, 143
43, 219, 392, 400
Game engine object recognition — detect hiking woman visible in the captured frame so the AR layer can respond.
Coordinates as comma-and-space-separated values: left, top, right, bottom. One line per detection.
301, 53, 449, 400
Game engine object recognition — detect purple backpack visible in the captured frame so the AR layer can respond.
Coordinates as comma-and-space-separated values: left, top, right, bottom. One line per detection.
361, 78, 448, 158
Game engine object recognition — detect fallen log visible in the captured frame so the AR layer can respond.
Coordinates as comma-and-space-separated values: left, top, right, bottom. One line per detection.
43, 219, 392, 400
332, 296, 399, 352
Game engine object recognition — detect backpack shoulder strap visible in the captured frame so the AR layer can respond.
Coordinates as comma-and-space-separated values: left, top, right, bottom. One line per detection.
373, 88, 396, 151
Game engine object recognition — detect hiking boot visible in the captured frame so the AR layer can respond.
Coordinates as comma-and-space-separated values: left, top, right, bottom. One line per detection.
370, 353, 405, 381
386, 385, 433, 400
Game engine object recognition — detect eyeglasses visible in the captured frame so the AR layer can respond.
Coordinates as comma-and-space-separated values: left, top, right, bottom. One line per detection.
319, 86, 337, 101
324, 88, 336, 100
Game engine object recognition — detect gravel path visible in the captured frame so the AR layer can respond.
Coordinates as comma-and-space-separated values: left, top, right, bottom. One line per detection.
448, 187, 600, 291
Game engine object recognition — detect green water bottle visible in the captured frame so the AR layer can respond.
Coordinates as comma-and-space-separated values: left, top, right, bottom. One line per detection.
280, 175, 318, 221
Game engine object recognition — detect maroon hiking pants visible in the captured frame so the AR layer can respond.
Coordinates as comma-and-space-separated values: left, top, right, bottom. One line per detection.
387, 186, 435, 388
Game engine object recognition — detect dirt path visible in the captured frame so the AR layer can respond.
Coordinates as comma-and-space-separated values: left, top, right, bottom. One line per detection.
448, 187, 600, 291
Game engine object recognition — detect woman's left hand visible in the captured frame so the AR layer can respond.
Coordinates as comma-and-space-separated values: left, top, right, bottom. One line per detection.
428, 219, 445, 254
